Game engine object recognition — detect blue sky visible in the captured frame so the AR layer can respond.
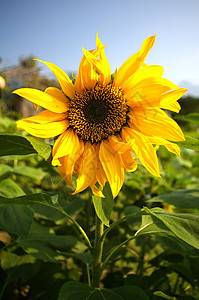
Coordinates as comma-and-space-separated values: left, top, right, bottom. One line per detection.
1, 0, 199, 95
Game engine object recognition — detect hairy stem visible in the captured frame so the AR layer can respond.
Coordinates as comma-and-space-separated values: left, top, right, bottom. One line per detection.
92, 215, 104, 288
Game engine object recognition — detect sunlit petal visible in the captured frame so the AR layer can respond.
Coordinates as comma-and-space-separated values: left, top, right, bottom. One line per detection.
17, 119, 69, 138
99, 140, 124, 198
122, 127, 160, 177
114, 35, 156, 87
13, 88, 68, 113
73, 142, 97, 194
35, 59, 75, 98
121, 151, 138, 172
75, 51, 98, 93
22, 110, 68, 124
129, 108, 185, 142
52, 128, 83, 163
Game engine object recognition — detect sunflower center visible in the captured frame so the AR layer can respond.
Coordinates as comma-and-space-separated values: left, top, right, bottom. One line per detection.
68, 85, 128, 143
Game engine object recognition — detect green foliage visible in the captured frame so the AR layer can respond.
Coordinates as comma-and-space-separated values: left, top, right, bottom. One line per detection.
0, 134, 52, 160
177, 135, 199, 151
92, 183, 114, 226
175, 113, 199, 126
0, 112, 199, 299
148, 189, 199, 209
142, 207, 199, 249
58, 281, 150, 300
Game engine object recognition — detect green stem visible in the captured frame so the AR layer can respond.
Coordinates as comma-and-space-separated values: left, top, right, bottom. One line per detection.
60, 210, 92, 252
92, 215, 104, 288
0, 281, 8, 299
47, 204, 92, 252
86, 264, 91, 287
136, 236, 148, 277
101, 212, 143, 244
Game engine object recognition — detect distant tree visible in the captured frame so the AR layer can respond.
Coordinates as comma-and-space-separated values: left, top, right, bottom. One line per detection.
19, 56, 36, 68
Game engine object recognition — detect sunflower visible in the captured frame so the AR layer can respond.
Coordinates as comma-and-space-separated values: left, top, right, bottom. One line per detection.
13, 33, 187, 198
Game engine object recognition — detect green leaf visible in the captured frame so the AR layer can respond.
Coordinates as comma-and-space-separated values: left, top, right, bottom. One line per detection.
32, 203, 66, 221
0, 192, 66, 224
124, 205, 141, 226
19, 221, 87, 262
0, 178, 25, 197
0, 179, 34, 238
58, 281, 150, 300
0, 205, 34, 238
147, 189, 199, 209
153, 291, 177, 299
59, 197, 86, 216
0, 164, 12, 177
26, 136, 52, 160
13, 166, 47, 181
31, 196, 85, 222
177, 135, 199, 151
175, 113, 199, 125
92, 196, 109, 227
92, 182, 114, 226
0, 192, 55, 207
0, 192, 92, 251
144, 207, 199, 249
1, 251, 36, 274
136, 214, 174, 237
0, 191, 85, 220
0, 251, 37, 297
0, 134, 52, 160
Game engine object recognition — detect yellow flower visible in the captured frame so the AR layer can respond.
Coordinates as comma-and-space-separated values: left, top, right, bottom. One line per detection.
13, 33, 187, 198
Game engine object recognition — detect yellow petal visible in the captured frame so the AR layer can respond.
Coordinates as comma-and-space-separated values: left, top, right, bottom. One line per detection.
55, 131, 84, 187
99, 140, 124, 198
58, 151, 85, 188
96, 31, 106, 50
22, 110, 68, 124
124, 77, 180, 104
52, 157, 62, 166
121, 151, 138, 172
109, 135, 131, 154
58, 156, 73, 187
52, 128, 84, 163
165, 143, 181, 156
92, 146, 108, 196
95, 32, 111, 86
122, 65, 164, 94
96, 155, 108, 191
159, 88, 187, 112
45, 87, 70, 108
122, 127, 160, 177
75, 51, 98, 93
73, 142, 97, 194
128, 87, 185, 112
90, 180, 105, 198
114, 35, 156, 87
34, 59, 75, 99
91, 186, 105, 198
33, 104, 40, 111
164, 102, 181, 113
82, 47, 111, 87
129, 108, 185, 142
16, 119, 69, 138
13, 88, 68, 113
148, 136, 181, 156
